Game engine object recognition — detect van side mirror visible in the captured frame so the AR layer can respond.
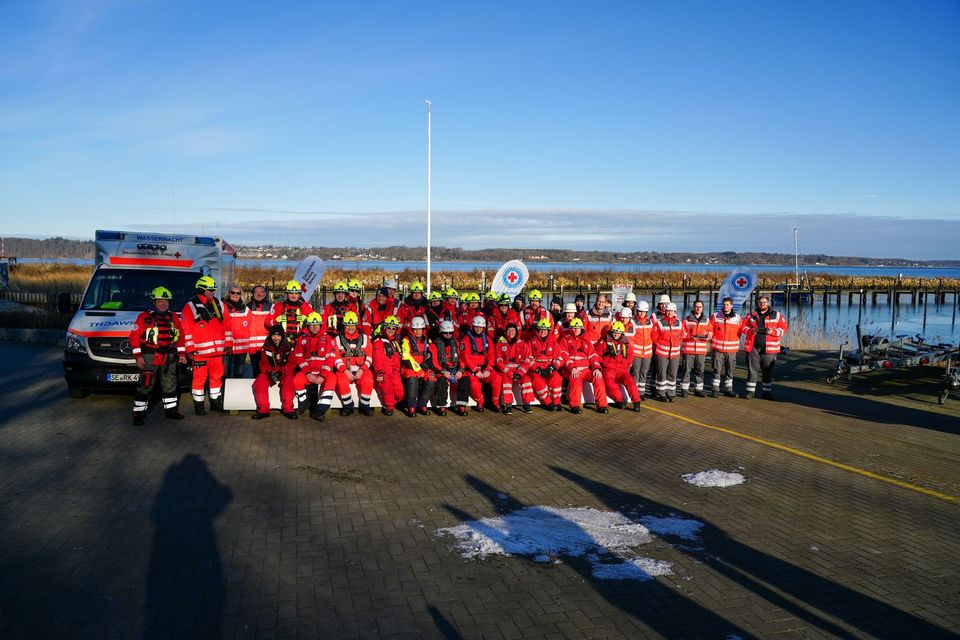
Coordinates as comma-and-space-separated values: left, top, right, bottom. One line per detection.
57, 292, 79, 314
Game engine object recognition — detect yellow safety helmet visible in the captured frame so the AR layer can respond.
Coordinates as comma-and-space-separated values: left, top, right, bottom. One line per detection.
347, 278, 362, 292
151, 286, 173, 300
409, 282, 425, 293
484, 290, 497, 301
529, 289, 543, 301
195, 275, 216, 291
470, 292, 482, 302
445, 287, 458, 299
610, 321, 626, 334
305, 312, 324, 326
285, 279, 302, 293
333, 281, 349, 293
497, 293, 511, 305
536, 317, 552, 331
569, 318, 584, 329
382, 315, 401, 329
342, 311, 359, 325
428, 291, 443, 301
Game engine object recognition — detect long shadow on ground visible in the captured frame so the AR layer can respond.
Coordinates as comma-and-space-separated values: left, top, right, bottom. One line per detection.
552, 466, 959, 640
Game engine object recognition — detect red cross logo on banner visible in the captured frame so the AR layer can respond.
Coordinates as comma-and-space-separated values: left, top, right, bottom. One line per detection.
735, 276, 748, 288
174, 252, 182, 258
507, 271, 518, 284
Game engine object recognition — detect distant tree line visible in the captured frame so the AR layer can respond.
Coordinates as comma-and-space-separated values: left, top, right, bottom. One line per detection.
4, 237, 958, 267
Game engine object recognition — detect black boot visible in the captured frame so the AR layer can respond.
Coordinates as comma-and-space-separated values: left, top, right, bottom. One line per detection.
632, 401, 642, 411
521, 405, 532, 414
340, 404, 354, 416
164, 408, 185, 420
381, 408, 393, 416
251, 412, 270, 420
282, 410, 298, 420
310, 407, 327, 422
500, 405, 512, 415
194, 401, 206, 416
359, 405, 373, 416
209, 396, 224, 412
132, 412, 145, 426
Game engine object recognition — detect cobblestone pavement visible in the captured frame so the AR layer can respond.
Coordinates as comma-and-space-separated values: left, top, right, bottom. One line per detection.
1, 342, 958, 639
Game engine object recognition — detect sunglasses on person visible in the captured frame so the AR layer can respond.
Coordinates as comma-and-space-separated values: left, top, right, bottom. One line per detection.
229, 290, 242, 295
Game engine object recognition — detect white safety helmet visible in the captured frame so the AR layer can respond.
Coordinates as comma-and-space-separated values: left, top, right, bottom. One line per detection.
472, 315, 487, 328
666, 302, 678, 312
657, 294, 671, 305
563, 303, 577, 314
638, 301, 650, 312
619, 307, 633, 318
410, 316, 427, 330
625, 292, 637, 302
439, 320, 455, 333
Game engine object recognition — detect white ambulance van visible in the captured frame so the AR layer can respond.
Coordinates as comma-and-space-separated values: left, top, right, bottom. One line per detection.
61, 230, 236, 398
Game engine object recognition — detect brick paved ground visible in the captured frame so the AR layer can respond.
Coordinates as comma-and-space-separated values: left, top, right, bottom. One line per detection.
1, 342, 958, 639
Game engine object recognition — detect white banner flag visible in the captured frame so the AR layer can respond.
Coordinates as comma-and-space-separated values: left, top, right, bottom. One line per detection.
610, 284, 632, 311
716, 267, 758, 312
293, 255, 326, 299
490, 260, 530, 298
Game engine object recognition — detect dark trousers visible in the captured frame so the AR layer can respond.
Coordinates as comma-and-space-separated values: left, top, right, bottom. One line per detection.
133, 353, 179, 414
654, 355, 680, 398
631, 356, 651, 397
712, 352, 737, 392
223, 353, 248, 379
680, 353, 706, 391
434, 374, 470, 408
746, 350, 777, 395
403, 376, 436, 409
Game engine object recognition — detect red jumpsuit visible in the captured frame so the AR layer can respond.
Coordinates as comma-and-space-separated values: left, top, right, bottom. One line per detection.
182, 295, 227, 407
459, 330, 501, 410
252, 337, 296, 414
494, 335, 534, 406
521, 304, 550, 339
598, 335, 640, 404
270, 299, 314, 342
562, 333, 607, 410
456, 306, 477, 336
367, 299, 397, 333
291, 329, 338, 414
332, 329, 374, 411
485, 307, 521, 338
322, 298, 352, 336
397, 296, 429, 331
372, 334, 404, 410
400, 334, 437, 411
526, 332, 567, 407
130, 308, 185, 417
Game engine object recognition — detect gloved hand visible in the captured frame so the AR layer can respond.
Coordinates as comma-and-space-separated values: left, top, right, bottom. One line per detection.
544, 365, 555, 376
512, 373, 522, 382
267, 371, 281, 386
757, 328, 768, 335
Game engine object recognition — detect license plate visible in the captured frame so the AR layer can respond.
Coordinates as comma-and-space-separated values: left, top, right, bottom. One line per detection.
107, 373, 140, 382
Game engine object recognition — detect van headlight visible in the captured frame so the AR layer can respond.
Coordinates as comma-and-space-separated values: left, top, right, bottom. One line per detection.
65, 332, 87, 354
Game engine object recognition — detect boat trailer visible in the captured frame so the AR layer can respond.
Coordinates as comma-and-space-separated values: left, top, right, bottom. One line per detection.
826, 325, 959, 402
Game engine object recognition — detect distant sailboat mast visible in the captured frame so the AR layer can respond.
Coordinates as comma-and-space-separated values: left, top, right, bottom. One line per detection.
793, 226, 800, 287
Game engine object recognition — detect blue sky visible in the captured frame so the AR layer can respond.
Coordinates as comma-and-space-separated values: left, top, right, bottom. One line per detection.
1, 1, 958, 258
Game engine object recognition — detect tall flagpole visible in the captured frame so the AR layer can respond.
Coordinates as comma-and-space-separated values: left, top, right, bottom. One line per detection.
425, 99, 432, 294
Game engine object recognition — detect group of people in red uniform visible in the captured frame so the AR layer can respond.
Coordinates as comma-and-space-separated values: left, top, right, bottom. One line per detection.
127, 276, 787, 424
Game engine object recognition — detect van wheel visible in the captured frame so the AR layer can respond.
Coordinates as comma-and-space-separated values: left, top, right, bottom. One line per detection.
68, 385, 89, 399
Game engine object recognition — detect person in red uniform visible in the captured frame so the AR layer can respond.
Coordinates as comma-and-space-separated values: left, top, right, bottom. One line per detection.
270, 279, 315, 343
486, 293, 520, 339
332, 311, 374, 416
129, 286, 187, 425
561, 318, 608, 414
494, 323, 534, 414
742, 295, 788, 399
586, 294, 612, 343
397, 282, 428, 331
368, 287, 397, 333
182, 275, 228, 415
709, 296, 745, 398
555, 303, 579, 339
629, 301, 655, 400
323, 281, 352, 336
456, 292, 479, 336
346, 278, 372, 334
424, 291, 448, 338
372, 315, 404, 416
526, 317, 567, 410
251, 324, 298, 420
598, 320, 642, 411
521, 290, 550, 339
679, 299, 713, 397
247, 285, 273, 377
430, 320, 468, 416
459, 315, 501, 412
291, 312, 338, 421
400, 316, 436, 417
221, 284, 251, 378
651, 302, 687, 402
483, 290, 498, 316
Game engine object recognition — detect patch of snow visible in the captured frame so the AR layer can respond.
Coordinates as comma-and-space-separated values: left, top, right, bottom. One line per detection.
640, 516, 704, 541
810, 544, 819, 552
682, 470, 746, 488
589, 556, 673, 581
436, 505, 703, 582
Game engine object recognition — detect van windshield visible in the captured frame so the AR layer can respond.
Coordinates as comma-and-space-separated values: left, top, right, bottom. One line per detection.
81, 268, 201, 311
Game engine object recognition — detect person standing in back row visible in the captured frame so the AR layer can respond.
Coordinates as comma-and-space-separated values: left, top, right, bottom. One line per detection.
182, 276, 227, 414
742, 295, 788, 400
709, 296, 744, 398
